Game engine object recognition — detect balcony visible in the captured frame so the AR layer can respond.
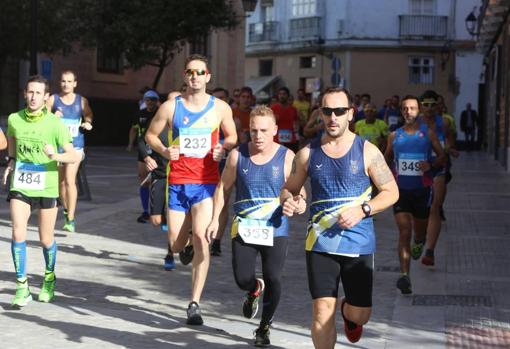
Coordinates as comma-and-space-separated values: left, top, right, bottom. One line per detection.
249, 21, 279, 43
289, 16, 322, 40
399, 15, 448, 39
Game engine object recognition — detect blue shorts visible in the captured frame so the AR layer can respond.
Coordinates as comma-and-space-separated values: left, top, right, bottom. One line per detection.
168, 183, 216, 212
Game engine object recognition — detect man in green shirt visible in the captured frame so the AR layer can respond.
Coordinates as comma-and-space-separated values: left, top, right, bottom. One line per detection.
4, 75, 78, 308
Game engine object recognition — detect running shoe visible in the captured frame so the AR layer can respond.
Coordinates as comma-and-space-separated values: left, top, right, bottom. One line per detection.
243, 278, 265, 319
254, 324, 271, 347
210, 239, 221, 256
186, 301, 203, 325
136, 212, 150, 223
421, 249, 435, 266
396, 274, 412, 294
340, 298, 363, 343
38, 272, 56, 303
164, 254, 175, 271
160, 224, 168, 232
11, 279, 32, 308
63, 209, 69, 223
179, 244, 194, 266
410, 241, 424, 260
63, 220, 76, 233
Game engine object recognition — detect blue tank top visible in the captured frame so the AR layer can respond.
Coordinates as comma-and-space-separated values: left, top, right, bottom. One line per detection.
232, 144, 289, 238
52, 94, 84, 149
393, 123, 433, 190
419, 114, 445, 160
307, 136, 375, 255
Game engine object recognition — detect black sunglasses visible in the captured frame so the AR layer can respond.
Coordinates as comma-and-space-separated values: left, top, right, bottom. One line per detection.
321, 107, 350, 117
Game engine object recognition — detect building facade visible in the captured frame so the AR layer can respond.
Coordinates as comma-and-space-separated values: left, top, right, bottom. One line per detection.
245, 0, 482, 129
476, 0, 510, 169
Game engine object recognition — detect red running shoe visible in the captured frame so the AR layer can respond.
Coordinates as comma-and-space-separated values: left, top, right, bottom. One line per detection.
340, 298, 363, 343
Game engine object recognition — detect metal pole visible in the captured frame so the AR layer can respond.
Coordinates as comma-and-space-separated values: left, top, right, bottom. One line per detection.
29, 0, 38, 75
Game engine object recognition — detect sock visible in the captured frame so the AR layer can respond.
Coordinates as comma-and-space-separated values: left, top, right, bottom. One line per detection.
140, 187, 149, 214
43, 241, 57, 273
11, 241, 27, 280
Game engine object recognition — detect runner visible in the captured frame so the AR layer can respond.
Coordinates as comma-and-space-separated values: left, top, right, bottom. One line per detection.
354, 103, 389, 152
47, 70, 93, 232
280, 87, 398, 347
4, 75, 78, 307
206, 105, 305, 346
384, 95, 445, 294
145, 54, 237, 325
271, 87, 300, 153
130, 89, 160, 223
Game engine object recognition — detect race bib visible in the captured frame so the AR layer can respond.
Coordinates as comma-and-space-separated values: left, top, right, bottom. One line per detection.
397, 153, 425, 176
238, 218, 274, 246
388, 116, 399, 127
63, 118, 80, 137
278, 129, 292, 143
13, 162, 46, 190
179, 128, 211, 158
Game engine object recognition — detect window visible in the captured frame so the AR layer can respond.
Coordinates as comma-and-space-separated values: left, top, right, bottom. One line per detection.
409, 0, 436, 15
259, 59, 273, 76
189, 34, 209, 57
96, 42, 123, 74
292, 0, 317, 17
261, 4, 274, 22
409, 57, 434, 84
300, 56, 316, 68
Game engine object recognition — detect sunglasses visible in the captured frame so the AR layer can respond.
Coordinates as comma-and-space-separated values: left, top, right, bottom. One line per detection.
321, 107, 350, 117
421, 102, 437, 108
184, 69, 208, 76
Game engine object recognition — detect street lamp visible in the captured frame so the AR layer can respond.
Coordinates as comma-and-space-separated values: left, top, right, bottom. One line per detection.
242, 0, 257, 12
465, 8, 478, 38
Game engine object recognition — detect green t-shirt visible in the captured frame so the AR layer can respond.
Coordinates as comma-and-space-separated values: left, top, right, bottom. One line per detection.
7, 109, 72, 198
355, 119, 389, 145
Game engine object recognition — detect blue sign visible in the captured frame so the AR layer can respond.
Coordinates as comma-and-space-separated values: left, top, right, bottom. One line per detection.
41, 59, 52, 81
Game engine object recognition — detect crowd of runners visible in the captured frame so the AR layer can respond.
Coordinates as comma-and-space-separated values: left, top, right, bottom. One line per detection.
1, 53, 462, 348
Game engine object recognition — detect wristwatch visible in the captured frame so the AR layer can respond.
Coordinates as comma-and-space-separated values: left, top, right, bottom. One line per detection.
361, 202, 371, 218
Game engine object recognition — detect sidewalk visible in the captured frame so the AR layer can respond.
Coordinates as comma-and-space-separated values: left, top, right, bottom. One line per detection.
0, 148, 508, 348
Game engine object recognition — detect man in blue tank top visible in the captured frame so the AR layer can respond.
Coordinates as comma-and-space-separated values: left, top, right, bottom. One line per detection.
384, 95, 445, 294
281, 87, 399, 347
206, 105, 306, 347
47, 70, 93, 232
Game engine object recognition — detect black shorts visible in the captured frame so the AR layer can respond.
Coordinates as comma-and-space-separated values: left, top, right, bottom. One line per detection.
393, 187, 432, 219
7, 191, 58, 209
306, 251, 373, 307
149, 177, 166, 216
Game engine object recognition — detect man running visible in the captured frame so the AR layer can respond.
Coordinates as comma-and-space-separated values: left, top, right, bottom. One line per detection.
5, 75, 78, 307
206, 105, 305, 346
145, 54, 237, 325
271, 87, 300, 153
47, 70, 93, 232
280, 87, 398, 347
384, 95, 445, 294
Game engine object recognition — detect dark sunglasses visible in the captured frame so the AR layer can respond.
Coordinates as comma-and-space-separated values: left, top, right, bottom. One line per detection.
421, 102, 437, 108
184, 69, 208, 76
321, 107, 350, 116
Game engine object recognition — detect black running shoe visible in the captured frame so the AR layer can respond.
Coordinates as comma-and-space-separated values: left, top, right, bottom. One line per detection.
396, 274, 412, 294
210, 239, 221, 256
186, 301, 203, 325
243, 278, 265, 319
179, 244, 194, 266
254, 324, 270, 347
136, 212, 149, 223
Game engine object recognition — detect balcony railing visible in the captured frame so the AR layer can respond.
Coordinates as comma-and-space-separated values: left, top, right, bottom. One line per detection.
289, 16, 322, 40
249, 21, 279, 43
399, 15, 448, 39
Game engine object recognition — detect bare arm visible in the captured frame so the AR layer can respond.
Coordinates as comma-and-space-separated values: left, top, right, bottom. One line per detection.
206, 148, 239, 242
384, 131, 395, 165
283, 148, 306, 214
145, 100, 175, 159
429, 129, 446, 168
46, 95, 55, 113
0, 129, 7, 150
81, 97, 93, 124
47, 142, 78, 163
280, 146, 310, 216
218, 100, 237, 151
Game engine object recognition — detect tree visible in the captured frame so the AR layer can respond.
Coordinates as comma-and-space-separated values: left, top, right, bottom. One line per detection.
80, 0, 239, 88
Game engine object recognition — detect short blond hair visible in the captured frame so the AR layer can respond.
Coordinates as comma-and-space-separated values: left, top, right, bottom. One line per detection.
250, 105, 276, 123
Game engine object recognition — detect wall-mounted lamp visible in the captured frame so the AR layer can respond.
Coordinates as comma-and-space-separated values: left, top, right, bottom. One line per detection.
465, 7, 479, 38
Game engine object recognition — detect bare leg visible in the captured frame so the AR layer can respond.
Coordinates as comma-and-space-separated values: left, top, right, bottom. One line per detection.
63, 158, 82, 221
311, 297, 337, 349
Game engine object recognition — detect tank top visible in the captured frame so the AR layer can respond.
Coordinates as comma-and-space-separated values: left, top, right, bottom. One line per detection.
307, 136, 375, 255
52, 94, 84, 149
232, 144, 288, 238
393, 123, 433, 190
168, 95, 220, 184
